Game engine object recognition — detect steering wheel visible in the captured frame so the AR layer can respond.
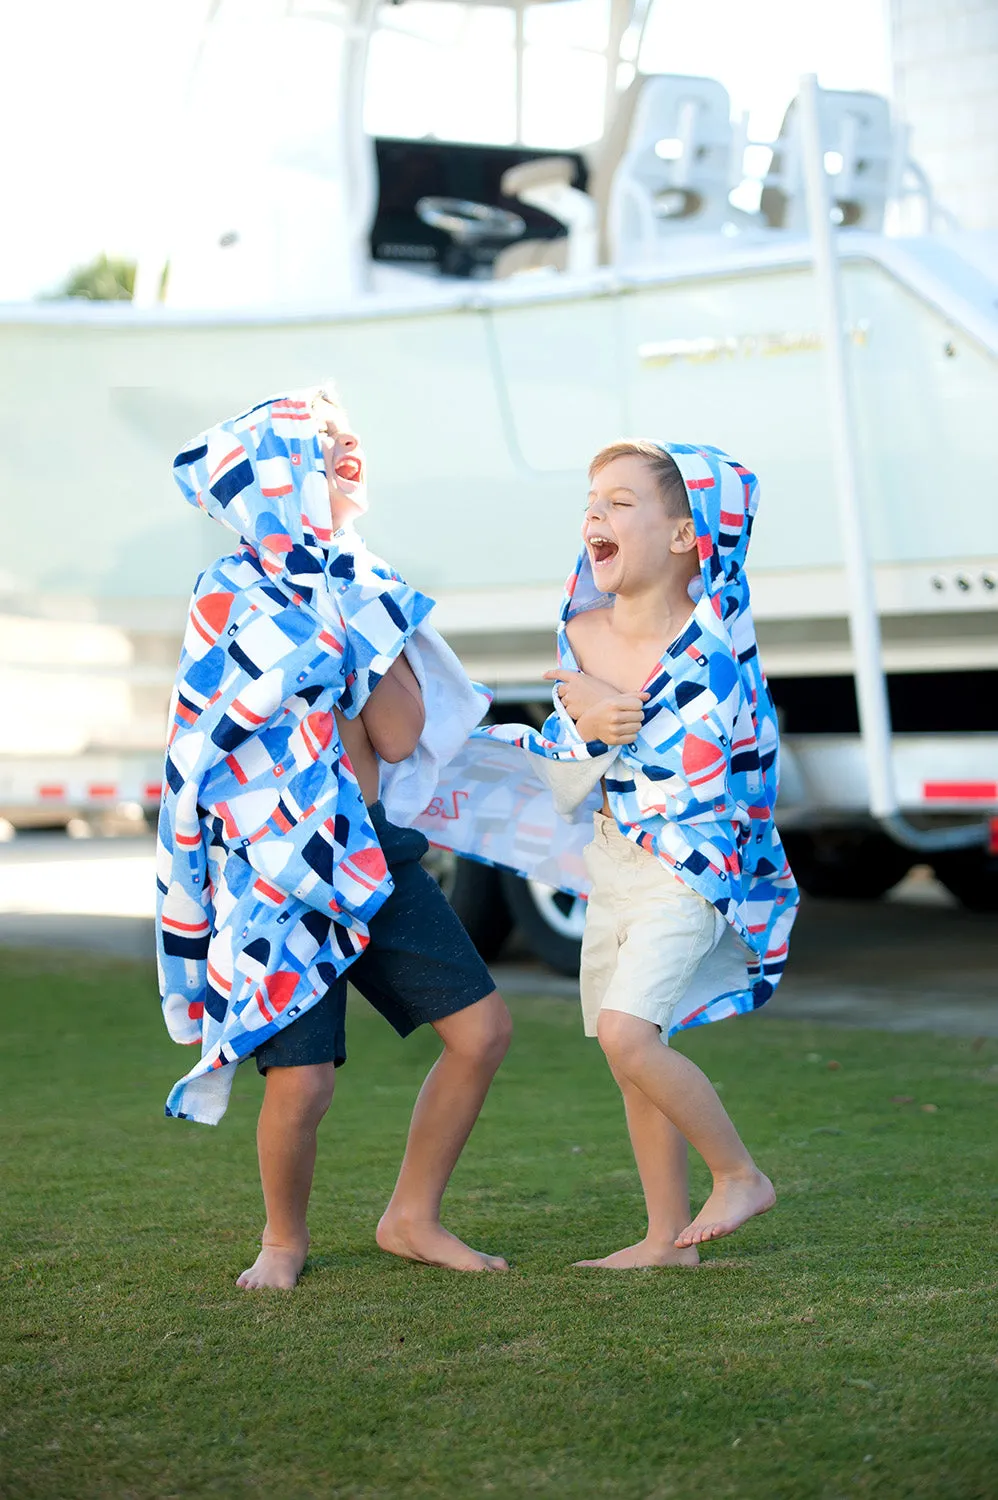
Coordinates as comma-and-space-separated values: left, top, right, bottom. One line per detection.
416, 196, 526, 245
415, 196, 526, 278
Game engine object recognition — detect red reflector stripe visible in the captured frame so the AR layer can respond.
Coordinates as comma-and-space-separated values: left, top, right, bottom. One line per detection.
39, 784, 66, 799
923, 781, 998, 802
87, 784, 116, 799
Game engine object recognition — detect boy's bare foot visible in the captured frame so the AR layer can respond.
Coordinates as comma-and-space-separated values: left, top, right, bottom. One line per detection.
574, 1237, 700, 1270
236, 1237, 309, 1290
674, 1170, 775, 1248
376, 1212, 508, 1272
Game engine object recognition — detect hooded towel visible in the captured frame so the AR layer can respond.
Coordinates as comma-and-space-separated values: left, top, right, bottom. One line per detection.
157, 392, 485, 1123
415, 443, 799, 1031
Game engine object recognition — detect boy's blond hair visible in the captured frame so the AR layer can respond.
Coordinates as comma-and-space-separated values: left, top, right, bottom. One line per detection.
589, 441, 691, 519
311, 384, 346, 417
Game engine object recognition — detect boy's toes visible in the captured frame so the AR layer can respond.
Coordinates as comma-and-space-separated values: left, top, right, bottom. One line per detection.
236, 1243, 308, 1290
675, 1171, 775, 1249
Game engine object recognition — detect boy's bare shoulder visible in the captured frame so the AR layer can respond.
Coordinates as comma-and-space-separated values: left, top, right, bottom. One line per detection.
566, 606, 611, 651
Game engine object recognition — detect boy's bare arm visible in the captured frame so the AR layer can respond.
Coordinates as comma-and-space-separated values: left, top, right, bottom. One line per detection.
360, 653, 425, 764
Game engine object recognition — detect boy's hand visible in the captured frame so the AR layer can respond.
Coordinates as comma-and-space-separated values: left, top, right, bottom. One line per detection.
575, 695, 649, 746
544, 669, 649, 745
544, 667, 619, 722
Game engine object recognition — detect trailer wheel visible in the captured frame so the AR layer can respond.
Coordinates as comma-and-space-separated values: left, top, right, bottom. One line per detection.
499, 871, 584, 976
782, 830, 914, 900
930, 848, 998, 913
421, 848, 513, 960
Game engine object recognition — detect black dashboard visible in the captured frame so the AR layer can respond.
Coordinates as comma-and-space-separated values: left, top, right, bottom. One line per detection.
370, 137, 588, 272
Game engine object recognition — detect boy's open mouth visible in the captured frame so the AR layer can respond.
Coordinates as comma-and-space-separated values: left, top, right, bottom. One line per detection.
334, 456, 362, 484
589, 536, 619, 566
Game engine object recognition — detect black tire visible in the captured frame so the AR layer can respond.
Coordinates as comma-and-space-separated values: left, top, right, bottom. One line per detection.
421, 848, 513, 961
931, 847, 998, 913
500, 870, 585, 977
782, 829, 914, 900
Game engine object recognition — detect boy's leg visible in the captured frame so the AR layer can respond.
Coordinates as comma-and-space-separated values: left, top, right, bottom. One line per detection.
237, 1062, 336, 1290
352, 811, 513, 1271
576, 838, 696, 1267
575, 1066, 699, 1268
376, 989, 512, 1272
597, 1010, 775, 1248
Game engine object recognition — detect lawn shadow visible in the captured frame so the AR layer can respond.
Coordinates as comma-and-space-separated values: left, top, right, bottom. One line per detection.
302, 1246, 389, 1274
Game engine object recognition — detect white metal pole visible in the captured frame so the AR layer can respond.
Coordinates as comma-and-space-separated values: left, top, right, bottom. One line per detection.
605, 0, 630, 129
343, 0, 380, 293
132, 0, 226, 305
515, 0, 525, 144
798, 72, 900, 824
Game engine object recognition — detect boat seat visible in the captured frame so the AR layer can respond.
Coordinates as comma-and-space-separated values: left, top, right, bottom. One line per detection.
607, 74, 737, 266
761, 90, 894, 232
492, 236, 569, 278
493, 156, 596, 278
496, 72, 728, 278
495, 74, 646, 276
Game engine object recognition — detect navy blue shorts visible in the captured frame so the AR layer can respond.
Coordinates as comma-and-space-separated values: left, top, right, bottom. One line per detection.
255, 801, 496, 1073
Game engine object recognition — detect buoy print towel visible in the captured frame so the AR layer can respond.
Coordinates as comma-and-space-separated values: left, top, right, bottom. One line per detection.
416, 444, 799, 1033
157, 393, 486, 1124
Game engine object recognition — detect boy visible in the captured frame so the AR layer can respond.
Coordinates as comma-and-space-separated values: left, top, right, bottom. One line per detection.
157, 388, 511, 1289
419, 440, 798, 1267
543, 441, 798, 1266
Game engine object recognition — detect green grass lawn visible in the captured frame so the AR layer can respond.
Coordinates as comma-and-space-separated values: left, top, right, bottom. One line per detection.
2, 946, 996, 1500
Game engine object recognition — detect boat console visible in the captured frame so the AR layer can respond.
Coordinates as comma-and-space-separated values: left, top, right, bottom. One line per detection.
370, 137, 587, 278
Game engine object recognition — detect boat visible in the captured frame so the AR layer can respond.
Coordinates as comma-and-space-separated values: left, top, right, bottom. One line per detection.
1, 0, 995, 963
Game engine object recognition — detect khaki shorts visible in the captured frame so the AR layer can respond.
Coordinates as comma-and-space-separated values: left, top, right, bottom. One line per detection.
580, 813, 726, 1042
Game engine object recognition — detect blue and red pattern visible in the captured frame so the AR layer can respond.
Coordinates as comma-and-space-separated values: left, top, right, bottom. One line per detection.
417, 443, 799, 1032
157, 393, 434, 1124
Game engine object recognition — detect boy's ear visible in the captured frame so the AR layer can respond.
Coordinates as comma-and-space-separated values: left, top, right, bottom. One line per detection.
670, 517, 699, 554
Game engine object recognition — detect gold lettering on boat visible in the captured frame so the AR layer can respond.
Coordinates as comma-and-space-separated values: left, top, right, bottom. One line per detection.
637, 322, 870, 365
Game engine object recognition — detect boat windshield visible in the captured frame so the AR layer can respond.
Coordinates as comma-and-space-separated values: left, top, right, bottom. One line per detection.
365, 0, 617, 148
